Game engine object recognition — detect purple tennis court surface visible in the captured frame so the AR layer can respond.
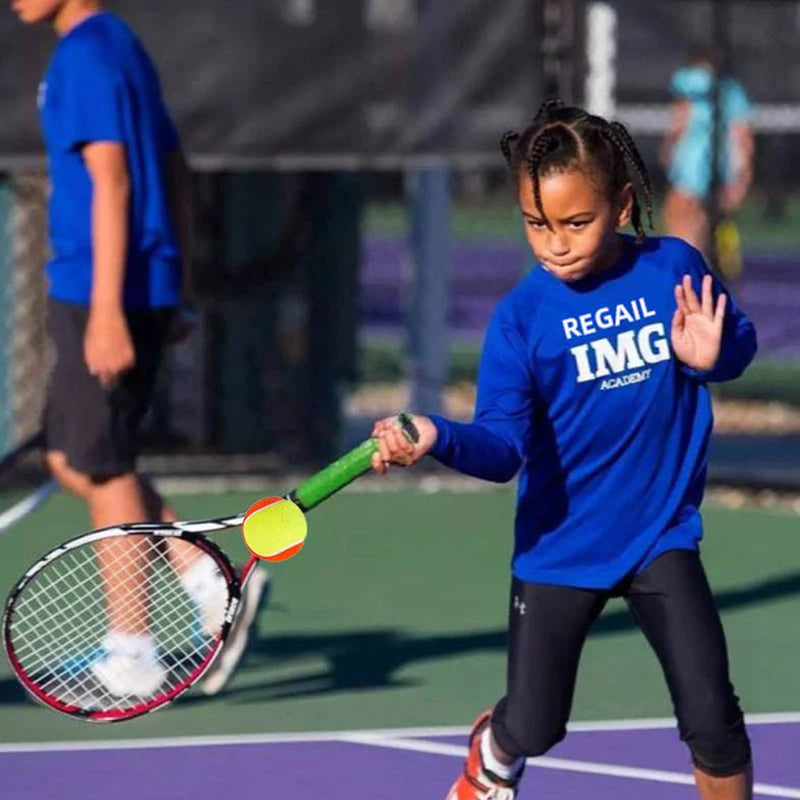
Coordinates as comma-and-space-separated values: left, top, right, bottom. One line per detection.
2, 716, 798, 799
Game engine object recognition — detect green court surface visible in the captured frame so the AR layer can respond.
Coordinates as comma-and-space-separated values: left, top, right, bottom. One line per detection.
0, 485, 798, 743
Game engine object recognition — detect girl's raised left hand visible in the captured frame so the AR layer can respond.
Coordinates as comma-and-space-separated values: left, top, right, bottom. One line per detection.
671, 274, 726, 371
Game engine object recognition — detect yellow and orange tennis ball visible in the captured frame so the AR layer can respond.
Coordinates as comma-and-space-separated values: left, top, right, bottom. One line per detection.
242, 496, 308, 562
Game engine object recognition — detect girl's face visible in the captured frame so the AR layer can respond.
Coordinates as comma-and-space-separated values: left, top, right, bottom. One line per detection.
518, 168, 633, 284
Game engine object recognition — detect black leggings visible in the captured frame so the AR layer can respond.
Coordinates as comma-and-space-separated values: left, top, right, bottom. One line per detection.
491, 550, 751, 777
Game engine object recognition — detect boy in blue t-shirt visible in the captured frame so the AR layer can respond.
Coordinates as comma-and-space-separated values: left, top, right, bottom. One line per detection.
14, 0, 267, 697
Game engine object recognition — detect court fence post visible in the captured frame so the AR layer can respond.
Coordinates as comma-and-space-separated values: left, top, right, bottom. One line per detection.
406, 166, 451, 416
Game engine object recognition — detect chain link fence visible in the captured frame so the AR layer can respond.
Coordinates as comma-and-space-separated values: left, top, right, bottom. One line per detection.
0, 173, 49, 461
2, 0, 799, 476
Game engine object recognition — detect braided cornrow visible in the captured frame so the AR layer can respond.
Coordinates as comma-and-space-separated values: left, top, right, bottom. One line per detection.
500, 131, 520, 168
599, 126, 647, 238
526, 131, 560, 217
609, 121, 654, 229
499, 99, 654, 240
533, 98, 564, 125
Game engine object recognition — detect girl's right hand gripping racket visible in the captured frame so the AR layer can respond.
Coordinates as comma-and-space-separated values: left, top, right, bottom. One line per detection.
3, 414, 418, 722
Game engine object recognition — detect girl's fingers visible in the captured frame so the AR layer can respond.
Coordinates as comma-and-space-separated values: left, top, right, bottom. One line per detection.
671, 306, 685, 333
701, 274, 714, 317
387, 428, 414, 465
713, 291, 728, 329
682, 274, 701, 313
674, 284, 688, 315
370, 451, 387, 475
393, 424, 415, 454
372, 417, 396, 437
377, 435, 392, 465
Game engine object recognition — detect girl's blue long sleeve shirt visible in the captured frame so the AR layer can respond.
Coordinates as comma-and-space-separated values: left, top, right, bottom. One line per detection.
430, 236, 757, 588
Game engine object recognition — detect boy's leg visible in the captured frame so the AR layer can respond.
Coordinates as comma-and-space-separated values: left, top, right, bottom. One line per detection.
46, 450, 178, 525
45, 450, 92, 499
43, 302, 175, 693
47, 453, 157, 638
86, 472, 148, 528
626, 550, 752, 800
448, 578, 606, 798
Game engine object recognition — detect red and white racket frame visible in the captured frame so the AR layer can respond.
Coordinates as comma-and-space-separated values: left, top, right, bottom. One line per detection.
2, 516, 257, 722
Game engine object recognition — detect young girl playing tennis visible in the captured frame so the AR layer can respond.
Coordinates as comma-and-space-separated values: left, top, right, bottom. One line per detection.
372, 100, 757, 800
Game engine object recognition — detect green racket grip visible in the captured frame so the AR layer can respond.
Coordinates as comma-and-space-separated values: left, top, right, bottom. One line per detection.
291, 413, 419, 511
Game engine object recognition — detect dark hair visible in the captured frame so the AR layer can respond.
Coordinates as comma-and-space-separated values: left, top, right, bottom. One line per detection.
500, 99, 653, 240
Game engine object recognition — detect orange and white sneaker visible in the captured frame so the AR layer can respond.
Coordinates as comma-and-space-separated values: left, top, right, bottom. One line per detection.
446, 710, 521, 799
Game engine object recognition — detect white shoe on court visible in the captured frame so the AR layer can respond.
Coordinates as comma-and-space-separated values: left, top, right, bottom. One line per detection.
200, 566, 270, 696
90, 632, 166, 698
179, 557, 228, 637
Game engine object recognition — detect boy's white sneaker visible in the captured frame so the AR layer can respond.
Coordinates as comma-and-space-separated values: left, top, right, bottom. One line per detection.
90, 632, 166, 698
200, 566, 270, 696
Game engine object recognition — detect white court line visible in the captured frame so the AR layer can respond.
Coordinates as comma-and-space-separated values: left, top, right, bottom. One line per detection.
340, 735, 800, 800
568, 711, 800, 732
0, 480, 58, 533
0, 711, 798, 754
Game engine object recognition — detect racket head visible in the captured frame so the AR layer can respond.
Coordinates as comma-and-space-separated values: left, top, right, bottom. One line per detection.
3, 526, 240, 722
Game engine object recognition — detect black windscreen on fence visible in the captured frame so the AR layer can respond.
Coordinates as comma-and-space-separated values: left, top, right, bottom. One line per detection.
0, 0, 542, 168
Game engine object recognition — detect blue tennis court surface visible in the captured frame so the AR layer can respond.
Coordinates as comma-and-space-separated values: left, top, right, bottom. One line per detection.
2, 715, 798, 799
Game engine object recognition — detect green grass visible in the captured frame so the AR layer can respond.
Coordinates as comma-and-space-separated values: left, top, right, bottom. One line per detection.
365, 192, 800, 253
361, 337, 800, 406
360, 338, 482, 384
0, 488, 798, 742
365, 200, 521, 241
713, 359, 800, 405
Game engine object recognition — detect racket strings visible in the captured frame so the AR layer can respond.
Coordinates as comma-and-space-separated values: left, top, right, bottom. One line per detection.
15, 539, 166, 672
14, 552, 113, 669
15, 540, 151, 625
23, 543, 218, 704
15, 541, 175, 667
30, 557, 189, 683
7, 534, 231, 714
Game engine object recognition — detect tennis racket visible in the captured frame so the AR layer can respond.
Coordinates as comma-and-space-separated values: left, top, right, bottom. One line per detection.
3, 413, 418, 722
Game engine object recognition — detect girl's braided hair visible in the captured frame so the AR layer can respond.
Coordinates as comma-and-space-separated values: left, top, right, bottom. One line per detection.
500, 99, 654, 240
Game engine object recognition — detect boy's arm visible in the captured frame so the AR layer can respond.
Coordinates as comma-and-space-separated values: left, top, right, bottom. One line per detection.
165, 146, 194, 300
82, 141, 135, 387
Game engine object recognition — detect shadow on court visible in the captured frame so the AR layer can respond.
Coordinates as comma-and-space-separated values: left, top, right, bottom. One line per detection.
2, 569, 799, 710
0, 677, 29, 706
175, 568, 800, 707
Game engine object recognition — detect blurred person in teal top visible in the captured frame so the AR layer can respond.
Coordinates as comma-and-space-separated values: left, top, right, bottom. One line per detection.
661, 49, 754, 258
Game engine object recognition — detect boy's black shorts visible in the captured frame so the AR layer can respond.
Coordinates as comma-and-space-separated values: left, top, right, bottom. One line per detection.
44, 299, 175, 479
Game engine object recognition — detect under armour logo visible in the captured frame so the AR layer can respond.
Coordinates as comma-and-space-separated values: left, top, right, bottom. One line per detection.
513, 596, 527, 616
